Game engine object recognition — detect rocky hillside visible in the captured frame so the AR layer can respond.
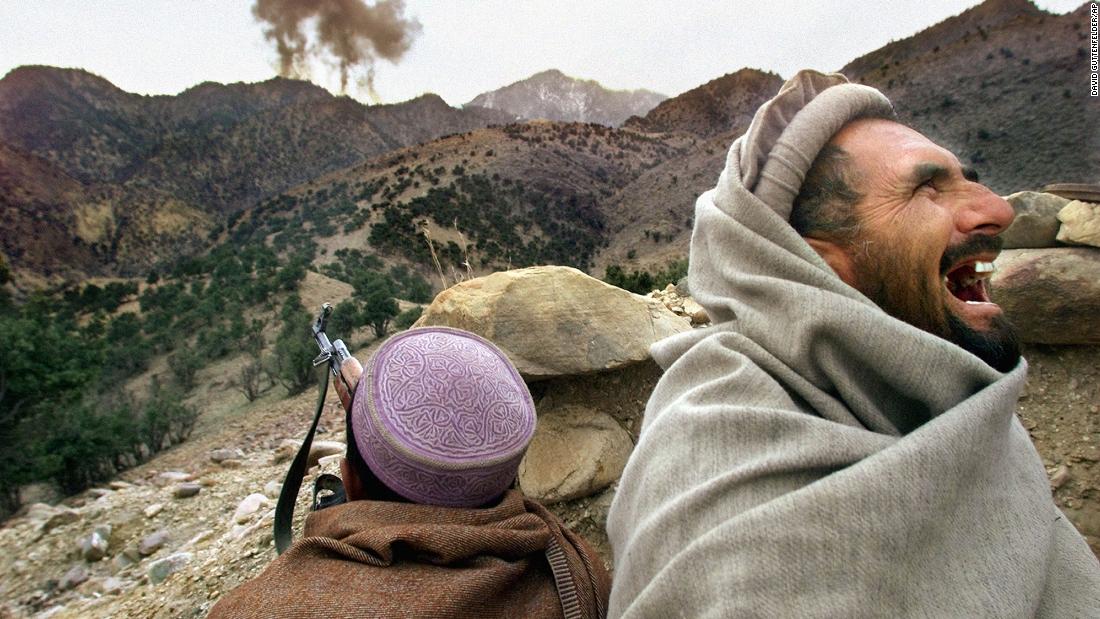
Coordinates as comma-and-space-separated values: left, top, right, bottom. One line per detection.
1, 0, 1092, 289
622, 68, 783, 139
0, 67, 513, 278
0, 264, 1096, 618
842, 0, 1096, 193
0, 142, 110, 282
467, 69, 666, 126
224, 120, 694, 278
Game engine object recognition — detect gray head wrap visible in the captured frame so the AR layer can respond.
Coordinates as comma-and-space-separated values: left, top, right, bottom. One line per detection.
714, 69, 896, 220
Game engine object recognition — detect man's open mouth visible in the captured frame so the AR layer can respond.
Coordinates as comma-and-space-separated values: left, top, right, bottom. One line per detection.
944, 260, 995, 304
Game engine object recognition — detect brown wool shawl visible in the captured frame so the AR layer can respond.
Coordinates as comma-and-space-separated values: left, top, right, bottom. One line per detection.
209, 490, 609, 619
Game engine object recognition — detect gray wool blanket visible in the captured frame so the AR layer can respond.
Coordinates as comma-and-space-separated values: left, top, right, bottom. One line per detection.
606, 136, 1100, 616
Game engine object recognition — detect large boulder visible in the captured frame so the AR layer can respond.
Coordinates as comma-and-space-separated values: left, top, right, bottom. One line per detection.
991, 248, 1100, 344
518, 405, 633, 504
1056, 201, 1100, 248
1001, 192, 1069, 249
414, 266, 691, 379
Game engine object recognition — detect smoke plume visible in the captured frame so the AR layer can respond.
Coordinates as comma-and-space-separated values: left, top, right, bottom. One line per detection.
252, 0, 420, 98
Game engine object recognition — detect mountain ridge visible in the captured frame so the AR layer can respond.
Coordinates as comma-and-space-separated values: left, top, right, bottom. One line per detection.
1, 0, 1094, 284
467, 69, 666, 127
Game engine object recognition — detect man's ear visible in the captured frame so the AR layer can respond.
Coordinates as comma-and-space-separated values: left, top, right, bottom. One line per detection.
340, 457, 365, 502
804, 236, 859, 288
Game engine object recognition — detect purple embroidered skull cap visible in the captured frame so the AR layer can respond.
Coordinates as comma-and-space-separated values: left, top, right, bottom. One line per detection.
350, 326, 537, 507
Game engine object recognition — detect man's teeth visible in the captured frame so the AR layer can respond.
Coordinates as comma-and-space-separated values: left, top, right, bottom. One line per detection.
945, 262, 997, 291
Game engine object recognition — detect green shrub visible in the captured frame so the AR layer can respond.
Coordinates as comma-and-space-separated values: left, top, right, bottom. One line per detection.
168, 345, 202, 391
604, 259, 688, 294
394, 306, 423, 330
271, 296, 318, 396
357, 275, 399, 339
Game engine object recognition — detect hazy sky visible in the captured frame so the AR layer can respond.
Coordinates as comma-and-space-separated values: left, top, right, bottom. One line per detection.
0, 1, 1086, 106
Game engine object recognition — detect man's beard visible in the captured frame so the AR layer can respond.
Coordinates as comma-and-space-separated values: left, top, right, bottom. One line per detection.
944, 310, 1021, 373
846, 235, 1022, 373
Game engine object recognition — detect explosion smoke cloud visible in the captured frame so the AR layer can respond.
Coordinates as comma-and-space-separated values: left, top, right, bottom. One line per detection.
252, 0, 420, 98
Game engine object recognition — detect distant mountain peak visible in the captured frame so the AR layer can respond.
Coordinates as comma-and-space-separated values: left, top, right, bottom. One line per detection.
466, 69, 666, 127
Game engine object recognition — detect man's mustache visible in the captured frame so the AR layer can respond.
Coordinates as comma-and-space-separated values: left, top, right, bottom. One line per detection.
937, 234, 1007, 274
940, 234, 1004, 275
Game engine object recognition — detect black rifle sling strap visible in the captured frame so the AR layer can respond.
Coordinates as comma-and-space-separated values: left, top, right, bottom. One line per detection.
274, 368, 329, 554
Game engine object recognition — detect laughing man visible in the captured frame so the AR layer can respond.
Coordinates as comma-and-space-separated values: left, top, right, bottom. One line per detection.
606, 70, 1100, 616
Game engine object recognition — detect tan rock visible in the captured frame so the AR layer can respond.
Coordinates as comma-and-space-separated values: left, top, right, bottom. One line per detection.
157, 471, 193, 484
172, 483, 202, 499
232, 493, 271, 524
80, 527, 110, 562
147, 552, 192, 585
263, 480, 282, 499
991, 248, 1100, 344
415, 266, 691, 378
272, 439, 300, 464
58, 564, 89, 590
209, 448, 244, 463
1050, 464, 1071, 489
1001, 191, 1069, 249
307, 441, 346, 468
518, 405, 633, 504
25, 503, 59, 522
40, 507, 81, 533
1056, 200, 1100, 248
681, 298, 710, 325
138, 530, 169, 556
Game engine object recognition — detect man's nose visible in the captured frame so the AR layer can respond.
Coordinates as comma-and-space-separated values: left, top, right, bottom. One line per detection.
955, 183, 1015, 236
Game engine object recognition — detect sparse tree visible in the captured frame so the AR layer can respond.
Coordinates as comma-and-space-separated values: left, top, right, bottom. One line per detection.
236, 357, 266, 402
271, 297, 317, 395
357, 275, 399, 339
167, 345, 201, 391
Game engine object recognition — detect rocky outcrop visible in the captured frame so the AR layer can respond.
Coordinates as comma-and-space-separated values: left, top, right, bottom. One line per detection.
413, 267, 698, 510
992, 248, 1100, 344
1057, 201, 1100, 248
1001, 191, 1069, 249
518, 406, 633, 504
414, 266, 691, 379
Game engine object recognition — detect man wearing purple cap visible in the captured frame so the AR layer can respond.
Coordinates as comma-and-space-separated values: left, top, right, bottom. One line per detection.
606, 70, 1100, 616
211, 327, 610, 618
